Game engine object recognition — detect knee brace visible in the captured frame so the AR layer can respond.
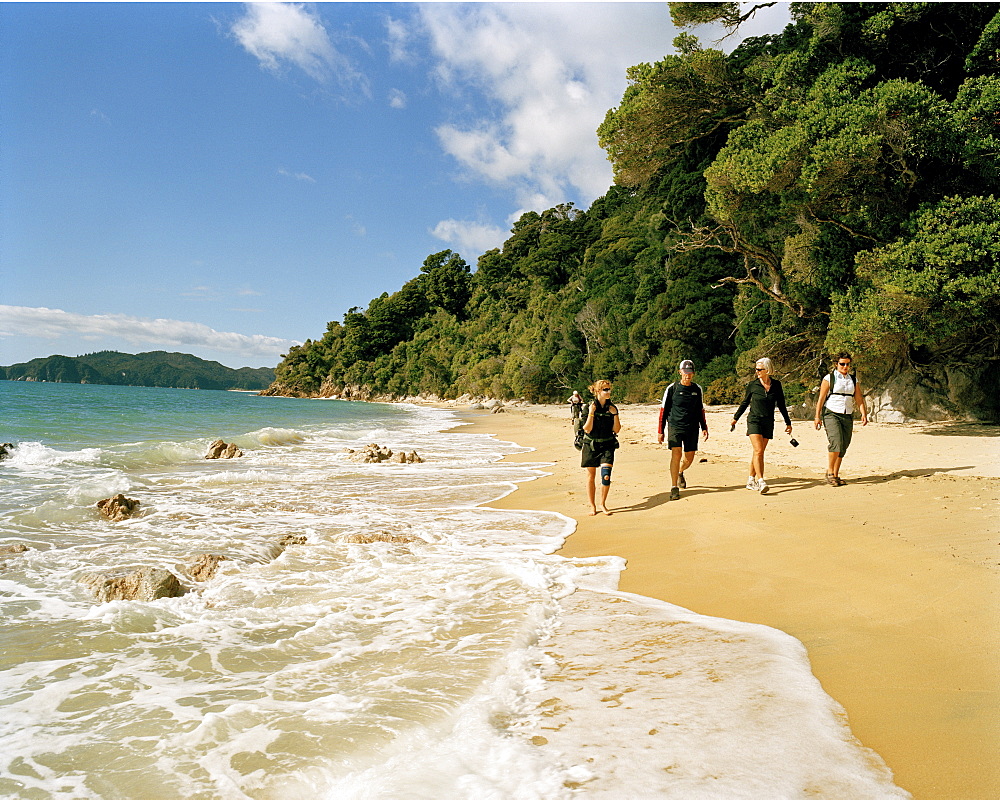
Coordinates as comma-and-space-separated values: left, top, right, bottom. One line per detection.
600, 465, 613, 486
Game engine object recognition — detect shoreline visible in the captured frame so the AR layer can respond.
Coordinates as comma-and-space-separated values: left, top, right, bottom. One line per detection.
456, 402, 999, 799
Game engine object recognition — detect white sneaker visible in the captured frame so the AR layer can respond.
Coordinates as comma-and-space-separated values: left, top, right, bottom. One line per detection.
746, 477, 757, 491
757, 480, 769, 494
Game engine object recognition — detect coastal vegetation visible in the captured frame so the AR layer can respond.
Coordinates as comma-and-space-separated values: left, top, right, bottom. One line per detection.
267, 2, 1000, 421
1, 351, 275, 391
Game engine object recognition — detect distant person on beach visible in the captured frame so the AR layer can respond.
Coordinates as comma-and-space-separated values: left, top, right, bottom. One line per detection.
731, 357, 792, 494
567, 390, 584, 422
657, 359, 709, 500
814, 352, 868, 486
581, 379, 620, 516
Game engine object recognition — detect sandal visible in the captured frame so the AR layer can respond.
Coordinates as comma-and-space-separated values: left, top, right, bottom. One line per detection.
825, 473, 839, 486
836, 477, 847, 486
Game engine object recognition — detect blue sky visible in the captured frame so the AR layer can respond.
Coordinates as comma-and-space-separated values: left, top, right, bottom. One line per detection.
1, 2, 791, 369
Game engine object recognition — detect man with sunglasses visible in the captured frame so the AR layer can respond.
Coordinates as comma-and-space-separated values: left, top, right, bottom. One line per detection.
815, 352, 869, 485
657, 359, 709, 500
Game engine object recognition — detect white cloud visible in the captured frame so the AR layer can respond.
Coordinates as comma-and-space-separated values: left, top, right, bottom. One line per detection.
388, 88, 407, 109
430, 219, 506, 256
0, 306, 299, 359
278, 167, 316, 183
231, 2, 362, 89
416, 4, 681, 213
385, 16, 414, 63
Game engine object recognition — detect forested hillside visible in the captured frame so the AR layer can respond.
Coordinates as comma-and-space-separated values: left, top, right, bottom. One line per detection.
2, 351, 275, 391
267, 2, 1000, 421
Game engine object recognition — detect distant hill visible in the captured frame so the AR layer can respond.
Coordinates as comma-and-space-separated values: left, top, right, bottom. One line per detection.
1, 351, 276, 391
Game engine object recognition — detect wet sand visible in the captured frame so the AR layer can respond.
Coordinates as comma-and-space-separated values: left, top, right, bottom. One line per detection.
457, 403, 1000, 799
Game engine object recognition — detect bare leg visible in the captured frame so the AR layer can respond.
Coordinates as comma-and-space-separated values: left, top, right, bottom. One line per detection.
749, 434, 769, 480
585, 467, 598, 515
827, 451, 843, 478
681, 451, 696, 477
669, 447, 682, 487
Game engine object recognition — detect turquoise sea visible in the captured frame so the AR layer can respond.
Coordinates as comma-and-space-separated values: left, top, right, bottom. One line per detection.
0, 381, 909, 799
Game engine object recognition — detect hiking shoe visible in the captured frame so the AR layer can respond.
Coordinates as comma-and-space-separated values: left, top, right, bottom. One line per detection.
757, 480, 769, 494
746, 477, 757, 491
678, 473, 687, 489
669, 486, 680, 501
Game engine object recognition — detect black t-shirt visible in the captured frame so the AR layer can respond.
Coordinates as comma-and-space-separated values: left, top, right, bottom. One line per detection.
658, 382, 707, 433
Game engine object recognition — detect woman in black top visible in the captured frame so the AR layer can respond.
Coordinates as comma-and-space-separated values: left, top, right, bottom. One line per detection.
581, 379, 620, 515
731, 358, 792, 494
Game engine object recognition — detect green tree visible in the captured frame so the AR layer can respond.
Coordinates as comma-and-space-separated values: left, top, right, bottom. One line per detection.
420, 250, 472, 318
829, 195, 1000, 373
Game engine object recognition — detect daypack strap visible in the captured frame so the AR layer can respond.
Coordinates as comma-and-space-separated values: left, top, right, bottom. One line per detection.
828, 372, 856, 396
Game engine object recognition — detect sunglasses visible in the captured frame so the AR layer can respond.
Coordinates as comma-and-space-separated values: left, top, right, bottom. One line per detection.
837, 362, 851, 366
600, 388, 612, 393
754, 367, 767, 371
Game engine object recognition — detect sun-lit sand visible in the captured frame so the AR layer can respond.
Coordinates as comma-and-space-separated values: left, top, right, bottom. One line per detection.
455, 401, 1000, 799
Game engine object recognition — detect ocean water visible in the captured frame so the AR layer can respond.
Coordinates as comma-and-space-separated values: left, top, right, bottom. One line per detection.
0, 381, 909, 799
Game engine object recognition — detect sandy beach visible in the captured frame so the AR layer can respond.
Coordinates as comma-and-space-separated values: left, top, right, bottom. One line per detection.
457, 402, 1000, 799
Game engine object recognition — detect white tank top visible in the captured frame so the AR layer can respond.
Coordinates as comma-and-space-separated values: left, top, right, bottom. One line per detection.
825, 372, 855, 414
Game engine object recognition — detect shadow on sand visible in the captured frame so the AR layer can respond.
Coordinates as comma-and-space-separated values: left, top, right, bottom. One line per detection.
609, 465, 980, 513
919, 422, 1000, 437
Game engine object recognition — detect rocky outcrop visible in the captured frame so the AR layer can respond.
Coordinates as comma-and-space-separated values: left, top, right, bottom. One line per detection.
0, 443, 15, 461
205, 439, 243, 459
80, 566, 185, 602
186, 553, 230, 582
343, 444, 425, 464
96, 494, 141, 521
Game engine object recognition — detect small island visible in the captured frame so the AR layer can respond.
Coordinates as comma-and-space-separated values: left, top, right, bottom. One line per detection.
1, 351, 275, 391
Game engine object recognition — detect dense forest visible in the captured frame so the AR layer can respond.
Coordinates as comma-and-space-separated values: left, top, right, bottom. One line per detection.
1, 351, 275, 391
266, 2, 1000, 421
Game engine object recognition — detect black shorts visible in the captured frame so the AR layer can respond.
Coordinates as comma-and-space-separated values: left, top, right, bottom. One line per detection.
746, 418, 774, 439
667, 428, 700, 453
581, 439, 616, 468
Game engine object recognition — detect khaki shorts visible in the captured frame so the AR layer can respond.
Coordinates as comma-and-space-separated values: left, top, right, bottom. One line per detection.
823, 410, 854, 455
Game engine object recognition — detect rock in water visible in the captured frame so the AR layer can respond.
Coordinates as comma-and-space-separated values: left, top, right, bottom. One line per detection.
80, 567, 185, 602
340, 532, 420, 544
344, 443, 424, 463
96, 494, 141, 521
186, 553, 229, 582
205, 439, 243, 459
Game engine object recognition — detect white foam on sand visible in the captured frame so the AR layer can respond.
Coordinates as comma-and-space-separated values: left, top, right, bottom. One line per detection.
522, 569, 911, 799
